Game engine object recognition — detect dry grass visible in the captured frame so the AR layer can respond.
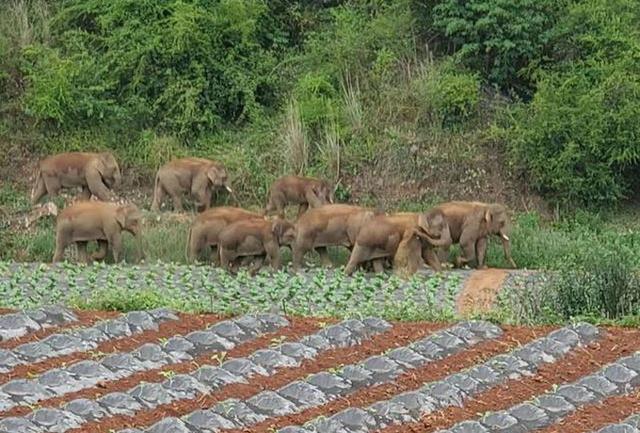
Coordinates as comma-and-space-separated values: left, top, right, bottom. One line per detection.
282, 99, 308, 175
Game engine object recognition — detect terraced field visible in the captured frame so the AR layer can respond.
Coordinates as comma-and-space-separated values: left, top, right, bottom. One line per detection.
0, 306, 638, 433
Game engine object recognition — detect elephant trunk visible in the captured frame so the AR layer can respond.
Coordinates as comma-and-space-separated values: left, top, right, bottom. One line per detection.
415, 223, 452, 247
498, 230, 516, 268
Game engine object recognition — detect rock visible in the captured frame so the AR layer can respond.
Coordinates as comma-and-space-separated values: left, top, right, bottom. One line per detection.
367, 400, 412, 425
620, 355, 640, 374
299, 335, 331, 351
132, 343, 172, 369
129, 383, 174, 408
331, 407, 377, 430
192, 365, 244, 388
101, 353, 146, 377
603, 364, 638, 387
577, 375, 618, 397
430, 332, 466, 354
278, 342, 317, 361
533, 395, 574, 419
449, 325, 482, 345
0, 349, 22, 372
97, 392, 144, 416
548, 328, 580, 347
512, 346, 553, 367
233, 316, 262, 336
38, 369, 83, 395
306, 372, 351, 396
570, 323, 600, 344
147, 417, 192, 433
254, 314, 290, 332
421, 381, 466, 408
35, 306, 77, 326
13, 342, 51, 362
162, 374, 210, 399
598, 426, 639, 433
186, 331, 234, 354
480, 411, 519, 431
445, 374, 481, 395
63, 398, 108, 421
361, 356, 403, 382
449, 421, 489, 433
222, 358, 268, 378
467, 365, 501, 390
387, 347, 427, 369
250, 349, 299, 373
209, 321, 247, 343
67, 360, 115, 383
2, 379, 52, 403
460, 321, 503, 340
182, 409, 235, 431
147, 308, 179, 322
533, 338, 572, 358
95, 319, 133, 339
390, 391, 436, 418
339, 365, 373, 390
509, 403, 549, 428
211, 399, 266, 426
279, 427, 313, 433
124, 311, 158, 331
305, 416, 348, 433
411, 338, 445, 360
163, 336, 195, 356
247, 390, 298, 417
0, 417, 42, 433
320, 325, 357, 347
487, 354, 533, 379
39, 334, 88, 355
362, 317, 392, 334
278, 381, 327, 409
555, 384, 598, 405
69, 327, 106, 345
27, 408, 83, 432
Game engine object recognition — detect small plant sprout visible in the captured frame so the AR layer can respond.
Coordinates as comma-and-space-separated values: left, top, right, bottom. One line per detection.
211, 351, 227, 366
159, 370, 176, 379
270, 335, 287, 347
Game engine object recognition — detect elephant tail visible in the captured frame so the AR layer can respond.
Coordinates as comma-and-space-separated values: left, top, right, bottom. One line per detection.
185, 225, 193, 262
150, 171, 162, 211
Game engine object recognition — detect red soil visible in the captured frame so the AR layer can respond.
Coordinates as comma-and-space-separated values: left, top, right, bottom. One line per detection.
533, 392, 640, 433
0, 316, 326, 417
0, 310, 119, 350
377, 326, 640, 433
66, 321, 447, 433
0, 312, 225, 385
234, 325, 550, 433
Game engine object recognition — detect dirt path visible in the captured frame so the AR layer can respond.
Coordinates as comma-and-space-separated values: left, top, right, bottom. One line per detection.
457, 268, 509, 316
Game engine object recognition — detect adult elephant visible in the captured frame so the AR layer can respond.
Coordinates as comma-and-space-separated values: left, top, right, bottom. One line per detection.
265, 175, 333, 218
344, 211, 451, 276
151, 158, 233, 212
433, 201, 516, 269
31, 152, 121, 205
186, 206, 263, 263
291, 204, 378, 270
218, 217, 296, 272
53, 201, 143, 263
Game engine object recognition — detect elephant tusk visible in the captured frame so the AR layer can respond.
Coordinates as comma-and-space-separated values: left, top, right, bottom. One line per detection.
501, 233, 510, 241
225, 185, 233, 193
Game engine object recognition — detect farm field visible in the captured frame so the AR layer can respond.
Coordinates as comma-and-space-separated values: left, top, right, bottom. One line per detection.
0, 306, 638, 433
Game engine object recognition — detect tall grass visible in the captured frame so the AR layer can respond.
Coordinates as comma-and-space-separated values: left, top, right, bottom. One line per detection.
282, 99, 308, 175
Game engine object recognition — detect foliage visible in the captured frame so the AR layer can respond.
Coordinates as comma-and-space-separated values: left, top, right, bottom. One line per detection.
431, 0, 563, 93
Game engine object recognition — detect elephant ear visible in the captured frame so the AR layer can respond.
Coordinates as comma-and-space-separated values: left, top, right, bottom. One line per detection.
115, 206, 127, 228
271, 218, 287, 239
206, 166, 223, 185
484, 209, 492, 224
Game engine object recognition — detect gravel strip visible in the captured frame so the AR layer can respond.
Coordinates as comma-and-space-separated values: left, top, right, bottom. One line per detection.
275, 323, 600, 433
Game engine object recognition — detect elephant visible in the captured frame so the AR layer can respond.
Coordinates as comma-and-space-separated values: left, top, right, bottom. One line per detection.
31, 152, 121, 205
218, 217, 296, 272
186, 206, 264, 263
265, 175, 333, 218
291, 204, 378, 270
344, 211, 452, 276
52, 201, 143, 263
151, 158, 233, 212
433, 201, 516, 269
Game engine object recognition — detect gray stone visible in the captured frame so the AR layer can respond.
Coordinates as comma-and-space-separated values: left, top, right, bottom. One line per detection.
279, 381, 327, 408
431, 332, 466, 353
27, 408, 83, 432
279, 342, 318, 361
192, 365, 244, 388
250, 349, 299, 373
331, 407, 376, 430
129, 382, 174, 408
247, 390, 298, 416
341, 320, 367, 338
449, 325, 482, 345
148, 308, 179, 322
578, 374, 618, 396
533, 395, 575, 418
509, 403, 549, 428
124, 311, 158, 331
0, 313, 40, 334
305, 416, 348, 433
222, 358, 268, 378
182, 409, 235, 431
186, 331, 234, 354
533, 337, 573, 358
598, 425, 639, 433
95, 319, 133, 339
14, 341, 51, 361
512, 346, 553, 367
147, 417, 192, 433
487, 354, 533, 379
620, 355, 640, 374
2, 379, 52, 403
570, 323, 600, 344
24, 309, 48, 325
36, 306, 77, 326
603, 364, 638, 387
38, 368, 83, 394
70, 327, 107, 345
0, 349, 22, 372
391, 391, 436, 418
548, 328, 580, 347
212, 399, 266, 426
101, 353, 146, 376
306, 372, 351, 396
40, 334, 88, 355
299, 335, 332, 351
367, 400, 412, 425
163, 374, 210, 399
320, 325, 357, 347
555, 384, 598, 405
67, 360, 115, 382
209, 320, 247, 343
625, 414, 640, 428
98, 392, 144, 416
63, 398, 108, 421
460, 321, 503, 339
449, 421, 489, 433
279, 427, 313, 433
119, 430, 145, 433
163, 336, 195, 355
411, 339, 445, 360
132, 343, 172, 369
0, 417, 42, 433
422, 381, 466, 408
339, 365, 374, 390
480, 411, 519, 431
387, 347, 427, 369
233, 316, 262, 336
361, 355, 403, 382
445, 374, 481, 395
254, 314, 289, 332
362, 317, 392, 333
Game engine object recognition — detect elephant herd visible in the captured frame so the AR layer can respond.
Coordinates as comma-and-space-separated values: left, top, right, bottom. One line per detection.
30, 151, 517, 275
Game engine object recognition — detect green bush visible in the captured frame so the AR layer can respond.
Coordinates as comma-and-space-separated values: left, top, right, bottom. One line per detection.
432, 0, 563, 93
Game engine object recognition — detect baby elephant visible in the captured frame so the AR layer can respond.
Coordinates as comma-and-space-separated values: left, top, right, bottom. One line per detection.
265, 175, 333, 218
53, 201, 143, 263
151, 157, 232, 212
31, 151, 121, 205
218, 217, 296, 272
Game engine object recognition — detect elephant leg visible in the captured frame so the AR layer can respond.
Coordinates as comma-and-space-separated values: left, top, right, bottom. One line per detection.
75, 241, 89, 263
437, 245, 451, 266
85, 168, 114, 201
292, 239, 310, 271
43, 175, 61, 199
476, 237, 488, 269
501, 237, 516, 268
297, 203, 308, 218
78, 186, 92, 201
264, 240, 281, 270
151, 180, 165, 211
372, 258, 385, 273
210, 245, 221, 265
247, 256, 265, 275
423, 247, 443, 272
316, 246, 332, 267
92, 240, 108, 262
108, 232, 123, 263
52, 233, 68, 263
344, 244, 369, 275
219, 247, 234, 271
31, 176, 47, 205
170, 194, 184, 212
